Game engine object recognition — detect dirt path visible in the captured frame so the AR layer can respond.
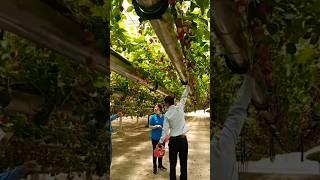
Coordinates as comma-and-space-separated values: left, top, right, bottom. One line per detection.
110, 112, 210, 180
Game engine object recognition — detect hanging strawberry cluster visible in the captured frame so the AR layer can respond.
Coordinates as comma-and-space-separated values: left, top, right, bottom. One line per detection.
176, 18, 194, 53
169, 0, 200, 106
170, 1, 196, 67
241, 0, 274, 91
253, 1, 273, 90
170, 1, 196, 75
236, 0, 249, 16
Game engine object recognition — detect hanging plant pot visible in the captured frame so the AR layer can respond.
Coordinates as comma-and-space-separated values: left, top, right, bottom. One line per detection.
133, 0, 169, 21
213, 0, 250, 74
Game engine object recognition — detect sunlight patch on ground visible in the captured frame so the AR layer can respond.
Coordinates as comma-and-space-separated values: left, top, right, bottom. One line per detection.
112, 139, 125, 143
112, 156, 129, 166
185, 110, 210, 117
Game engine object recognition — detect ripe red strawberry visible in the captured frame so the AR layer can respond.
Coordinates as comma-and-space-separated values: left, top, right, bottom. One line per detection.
177, 27, 184, 41
169, 0, 176, 6
190, 62, 195, 69
177, 34, 184, 41
177, 18, 183, 27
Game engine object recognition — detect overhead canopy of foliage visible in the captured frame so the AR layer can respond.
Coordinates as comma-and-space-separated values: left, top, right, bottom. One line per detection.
110, 0, 210, 113
213, 0, 320, 161
0, 0, 111, 175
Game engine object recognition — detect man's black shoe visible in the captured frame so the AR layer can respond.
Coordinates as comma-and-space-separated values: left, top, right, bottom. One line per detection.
158, 166, 167, 170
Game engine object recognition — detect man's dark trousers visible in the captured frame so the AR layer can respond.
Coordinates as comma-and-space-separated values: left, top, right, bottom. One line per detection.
169, 135, 188, 180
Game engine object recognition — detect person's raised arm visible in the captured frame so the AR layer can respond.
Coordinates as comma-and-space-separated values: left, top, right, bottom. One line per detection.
217, 75, 254, 157
178, 85, 190, 110
212, 75, 254, 180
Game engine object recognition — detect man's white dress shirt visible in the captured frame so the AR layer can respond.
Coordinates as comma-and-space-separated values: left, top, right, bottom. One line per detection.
159, 85, 190, 144
211, 75, 254, 180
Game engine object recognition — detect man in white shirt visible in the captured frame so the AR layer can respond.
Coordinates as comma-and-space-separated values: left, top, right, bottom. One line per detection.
211, 75, 254, 180
158, 85, 190, 180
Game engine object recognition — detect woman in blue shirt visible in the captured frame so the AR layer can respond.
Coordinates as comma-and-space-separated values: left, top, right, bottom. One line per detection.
109, 112, 122, 166
149, 104, 167, 174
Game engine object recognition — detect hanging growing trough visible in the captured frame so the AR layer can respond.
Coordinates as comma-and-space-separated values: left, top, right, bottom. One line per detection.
133, 0, 197, 96
213, 0, 269, 110
213, 0, 250, 74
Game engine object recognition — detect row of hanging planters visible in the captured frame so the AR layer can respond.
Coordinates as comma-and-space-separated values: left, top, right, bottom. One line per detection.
110, 73, 162, 117
213, 0, 320, 161
110, 0, 209, 112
